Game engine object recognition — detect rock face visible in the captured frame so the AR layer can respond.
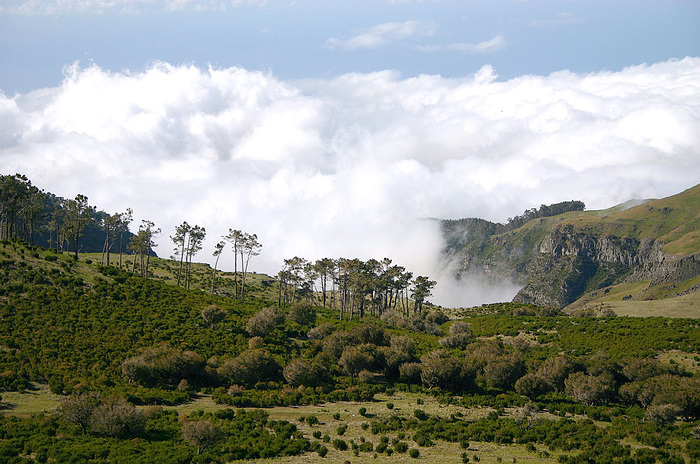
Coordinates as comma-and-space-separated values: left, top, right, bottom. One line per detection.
513, 225, 700, 307
444, 184, 700, 309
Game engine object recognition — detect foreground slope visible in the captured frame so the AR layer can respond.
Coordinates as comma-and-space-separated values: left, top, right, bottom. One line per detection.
2, 240, 700, 463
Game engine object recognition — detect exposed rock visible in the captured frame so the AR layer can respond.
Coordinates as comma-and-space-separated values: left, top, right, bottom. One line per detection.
513, 225, 700, 308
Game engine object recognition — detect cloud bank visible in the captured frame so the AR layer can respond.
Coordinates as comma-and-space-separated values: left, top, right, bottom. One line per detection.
1, 58, 699, 307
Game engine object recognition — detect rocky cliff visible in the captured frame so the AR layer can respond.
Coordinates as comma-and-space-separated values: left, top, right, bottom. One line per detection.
513, 225, 699, 307
444, 184, 700, 309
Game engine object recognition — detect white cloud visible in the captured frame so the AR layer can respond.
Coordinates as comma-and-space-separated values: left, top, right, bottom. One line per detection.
418, 35, 506, 54
1, 58, 699, 307
327, 20, 436, 50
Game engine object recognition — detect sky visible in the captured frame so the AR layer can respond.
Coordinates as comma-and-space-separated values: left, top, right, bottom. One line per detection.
1, 0, 699, 306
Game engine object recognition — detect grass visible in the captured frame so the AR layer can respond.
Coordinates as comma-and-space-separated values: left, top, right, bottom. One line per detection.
486, 183, 700, 262
79, 252, 279, 301
243, 440, 560, 464
557, 183, 700, 256
1, 387, 563, 463
599, 290, 700, 318
564, 276, 700, 318
0, 383, 61, 417
657, 351, 700, 374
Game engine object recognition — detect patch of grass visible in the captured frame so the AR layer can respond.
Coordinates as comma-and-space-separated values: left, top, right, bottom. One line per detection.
566, 276, 700, 318
79, 252, 279, 300
605, 291, 700, 318
0, 383, 61, 417
240, 439, 562, 463
656, 351, 700, 374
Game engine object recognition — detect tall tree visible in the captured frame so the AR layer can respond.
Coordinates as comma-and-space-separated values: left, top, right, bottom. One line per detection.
313, 258, 335, 308
411, 275, 437, 313
280, 256, 308, 305
142, 220, 160, 278
185, 225, 206, 289
65, 194, 93, 259
224, 229, 243, 297
171, 221, 191, 287
0, 174, 31, 241
99, 212, 121, 266
130, 220, 160, 278
210, 240, 225, 294
117, 208, 133, 269
44, 206, 65, 252
239, 232, 261, 299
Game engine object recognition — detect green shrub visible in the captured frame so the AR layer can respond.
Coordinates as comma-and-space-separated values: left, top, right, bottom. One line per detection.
395, 441, 409, 453
333, 439, 348, 451
414, 409, 428, 420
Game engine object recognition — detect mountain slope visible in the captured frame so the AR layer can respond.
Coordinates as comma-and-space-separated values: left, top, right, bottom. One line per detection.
443, 184, 700, 310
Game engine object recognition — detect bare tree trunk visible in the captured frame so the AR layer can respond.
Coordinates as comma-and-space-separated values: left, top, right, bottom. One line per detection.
118, 231, 123, 268
177, 238, 187, 287
145, 245, 151, 278
211, 255, 221, 294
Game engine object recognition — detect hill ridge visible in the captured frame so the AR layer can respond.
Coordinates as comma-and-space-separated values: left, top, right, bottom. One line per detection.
442, 183, 700, 309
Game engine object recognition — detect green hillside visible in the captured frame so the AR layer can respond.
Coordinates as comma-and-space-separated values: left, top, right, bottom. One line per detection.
0, 173, 137, 254
1, 182, 699, 463
444, 184, 700, 312
557, 183, 700, 256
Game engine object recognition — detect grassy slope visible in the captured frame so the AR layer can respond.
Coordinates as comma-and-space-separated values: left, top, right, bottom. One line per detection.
2, 241, 699, 462
556, 183, 700, 256
80, 252, 279, 301
0, 242, 277, 389
483, 183, 700, 261
471, 184, 700, 315
563, 274, 700, 318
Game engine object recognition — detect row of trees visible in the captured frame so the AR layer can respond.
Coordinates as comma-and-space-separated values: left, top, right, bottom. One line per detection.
0, 174, 97, 256
170, 225, 262, 296
506, 200, 586, 231
276, 257, 436, 319
0, 173, 144, 264
223, 229, 261, 299
0, 174, 44, 244
6, 175, 440, 311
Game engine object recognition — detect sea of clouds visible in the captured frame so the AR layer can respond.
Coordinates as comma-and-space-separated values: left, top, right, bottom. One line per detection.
1, 58, 698, 306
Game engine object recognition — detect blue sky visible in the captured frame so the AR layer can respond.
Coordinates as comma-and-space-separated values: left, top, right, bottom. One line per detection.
1, 0, 699, 306
1, 0, 699, 93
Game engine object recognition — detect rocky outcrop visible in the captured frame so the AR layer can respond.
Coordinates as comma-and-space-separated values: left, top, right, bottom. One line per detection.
513, 225, 700, 308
